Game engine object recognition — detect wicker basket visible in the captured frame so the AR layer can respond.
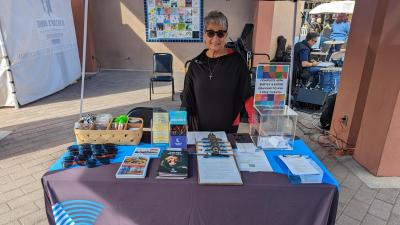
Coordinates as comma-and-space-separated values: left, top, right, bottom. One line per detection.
74, 117, 143, 145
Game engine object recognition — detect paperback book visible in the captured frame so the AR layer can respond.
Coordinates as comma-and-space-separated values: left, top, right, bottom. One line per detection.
157, 150, 188, 179
116, 156, 150, 178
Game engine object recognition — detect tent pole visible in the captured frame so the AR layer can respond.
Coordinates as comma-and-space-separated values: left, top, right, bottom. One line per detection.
0, 23, 19, 109
79, 0, 89, 117
288, 0, 298, 108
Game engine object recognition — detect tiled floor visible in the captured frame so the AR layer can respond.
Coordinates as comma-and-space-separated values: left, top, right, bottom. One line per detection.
0, 71, 399, 225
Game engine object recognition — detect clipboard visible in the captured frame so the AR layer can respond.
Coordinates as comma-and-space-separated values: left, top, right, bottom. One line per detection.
197, 154, 243, 185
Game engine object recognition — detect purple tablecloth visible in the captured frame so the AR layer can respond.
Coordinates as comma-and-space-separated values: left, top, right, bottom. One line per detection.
42, 155, 338, 225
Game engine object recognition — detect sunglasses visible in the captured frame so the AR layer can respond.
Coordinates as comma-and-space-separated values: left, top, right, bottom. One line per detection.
205, 30, 227, 38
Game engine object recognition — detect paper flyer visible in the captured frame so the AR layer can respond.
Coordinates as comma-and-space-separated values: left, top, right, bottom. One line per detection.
254, 65, 289, 107
152, 112, 169, 144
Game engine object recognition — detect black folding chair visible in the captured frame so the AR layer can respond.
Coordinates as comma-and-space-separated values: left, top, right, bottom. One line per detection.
150, 53, 174, 101
126, 107, 167, 127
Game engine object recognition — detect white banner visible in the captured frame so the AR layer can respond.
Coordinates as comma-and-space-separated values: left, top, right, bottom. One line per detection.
0, 58, 14, 107
0, 0, 80, 106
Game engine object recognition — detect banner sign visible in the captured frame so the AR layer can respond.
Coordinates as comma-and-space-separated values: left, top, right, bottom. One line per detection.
0, 0, 80, 105
254, 65, 289, 107
144, 0, 203, 42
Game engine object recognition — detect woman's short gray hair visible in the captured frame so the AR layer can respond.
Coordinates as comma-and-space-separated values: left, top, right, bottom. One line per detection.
204, 11, 228, 31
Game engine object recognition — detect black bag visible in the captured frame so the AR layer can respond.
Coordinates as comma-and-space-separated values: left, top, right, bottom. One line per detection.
320, 94, 337, 130
272, 35, 287, 62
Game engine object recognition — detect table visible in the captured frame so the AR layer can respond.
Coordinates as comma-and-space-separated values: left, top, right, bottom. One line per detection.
42, 136, 339, 225
323, 40, 345, 45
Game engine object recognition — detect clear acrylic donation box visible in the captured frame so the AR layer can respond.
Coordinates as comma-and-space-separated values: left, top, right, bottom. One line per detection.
250, 105, 298, 150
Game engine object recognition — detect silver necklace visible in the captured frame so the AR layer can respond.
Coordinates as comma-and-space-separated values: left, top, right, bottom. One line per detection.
207, 57, 220, 80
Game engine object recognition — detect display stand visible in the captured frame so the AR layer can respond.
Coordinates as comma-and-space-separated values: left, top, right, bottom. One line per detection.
252, 64, 298, 150
250, 105, 297, 150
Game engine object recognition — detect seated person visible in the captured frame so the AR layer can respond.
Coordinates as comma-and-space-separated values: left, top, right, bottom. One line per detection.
294, 32, 321, 88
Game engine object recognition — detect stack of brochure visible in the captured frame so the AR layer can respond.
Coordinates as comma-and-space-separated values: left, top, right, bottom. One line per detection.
278, 155, 323, 183
132, 147, 160, 158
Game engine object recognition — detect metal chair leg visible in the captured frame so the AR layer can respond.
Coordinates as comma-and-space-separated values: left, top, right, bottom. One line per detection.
172, 80, 175, 101
149, 81, 152, 101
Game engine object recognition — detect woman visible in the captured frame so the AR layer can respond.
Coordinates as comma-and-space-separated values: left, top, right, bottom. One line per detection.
330, 14, 350, 42
181, 11, 252, 133
327, 13, 350, 59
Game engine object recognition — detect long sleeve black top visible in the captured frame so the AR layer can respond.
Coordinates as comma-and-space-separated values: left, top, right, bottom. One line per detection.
181, 49, 251, 133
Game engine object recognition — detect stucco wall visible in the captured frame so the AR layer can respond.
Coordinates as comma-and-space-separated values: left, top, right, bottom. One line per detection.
252, 1, 274, 65
352, 0, 400, 176
71, 0, 97, 72
90, 0, 256, 72
268, 1, 303, 60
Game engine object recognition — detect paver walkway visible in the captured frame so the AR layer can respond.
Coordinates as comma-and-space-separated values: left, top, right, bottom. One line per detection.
0, 71, 399, 225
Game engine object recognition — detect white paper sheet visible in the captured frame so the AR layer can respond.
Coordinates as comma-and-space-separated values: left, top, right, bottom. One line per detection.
317, 62, 335, 67
197, 155, 242, 185
236, 143, 257, 153
278, 155, 320, 175
187, 132, 196, 145
132, 147, 160, 158
259, 136, 292, 149
234, 150, 272, 172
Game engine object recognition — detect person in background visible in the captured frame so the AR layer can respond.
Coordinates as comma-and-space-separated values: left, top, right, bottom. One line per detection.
310, 16, 323, 34
308, 16, 317, 32
181, 11, 253, 133
294, 32, 321, 89
315, 17, 323, 33
328, 13, 350, 58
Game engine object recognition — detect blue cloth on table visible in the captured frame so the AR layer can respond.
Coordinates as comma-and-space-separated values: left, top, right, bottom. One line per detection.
49, 139, 338, 188
264, 139, 339, 189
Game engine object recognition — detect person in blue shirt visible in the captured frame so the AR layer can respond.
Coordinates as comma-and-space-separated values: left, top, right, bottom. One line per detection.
328, 14, 350, 59
294, 32, 321, 89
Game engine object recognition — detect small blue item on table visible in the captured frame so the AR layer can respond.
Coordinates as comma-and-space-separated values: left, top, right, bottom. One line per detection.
86, 158, 98, 168
50, 143, 168, 171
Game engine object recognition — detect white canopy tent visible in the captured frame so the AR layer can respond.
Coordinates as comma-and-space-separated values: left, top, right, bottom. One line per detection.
310, 1, 355, 14
0, 0, 81, 108
78, 0, 300, 114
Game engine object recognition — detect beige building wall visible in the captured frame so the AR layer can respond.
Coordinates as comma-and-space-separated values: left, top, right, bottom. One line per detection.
252, 1, 275, 65
90, 0, 256, 72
